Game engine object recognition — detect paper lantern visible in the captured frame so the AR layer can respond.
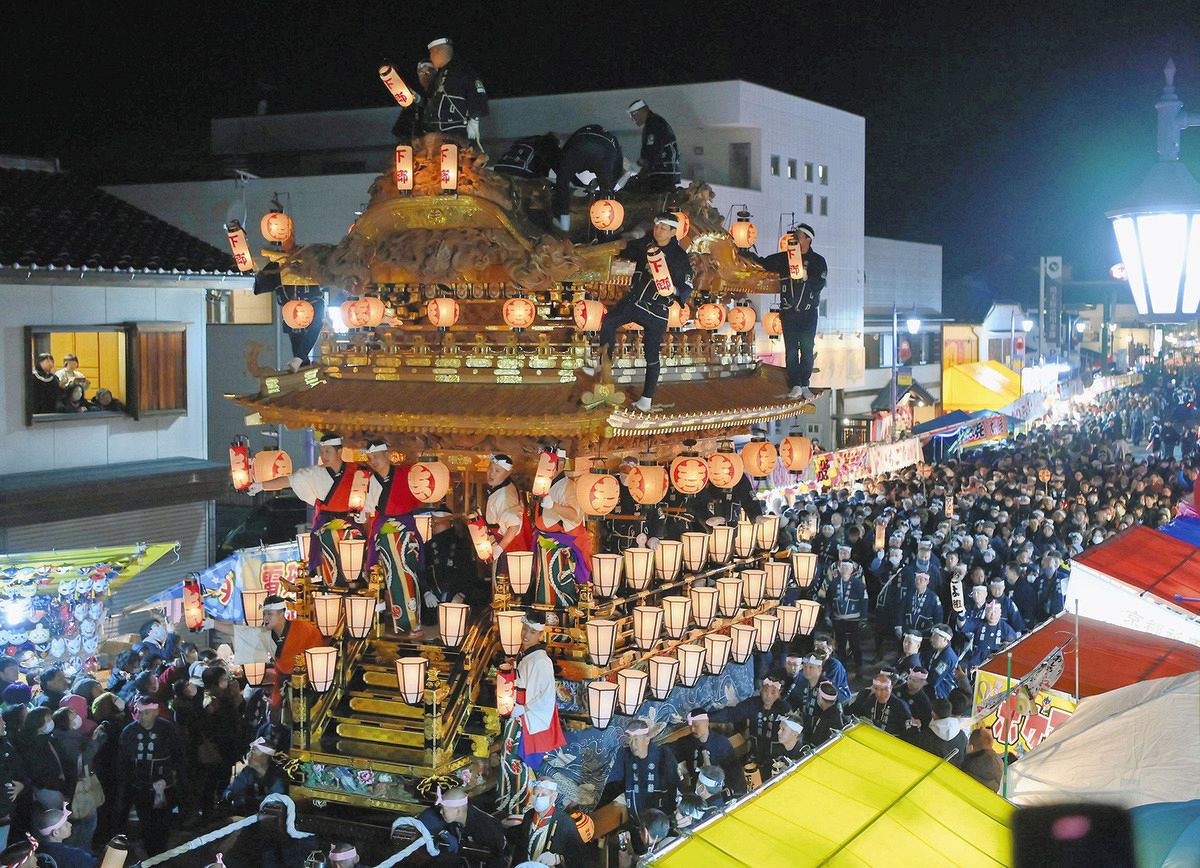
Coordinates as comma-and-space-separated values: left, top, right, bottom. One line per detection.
762, 310, 783, 337
496, 663, 516, 716
282, 299, 315, 329
347, 468, 371, 512
753, 614, 779, 652
496, 610, 525, 657
648, 655, 679, 700
531, 448, 562, 498
182, 578, 205, 631
260, 211, 293, 244
225, 220, 255, 272
591, 554, 622, 598
950, 575, 965, 614
253, 450, 293, 484
627, 459, 668, 505
394, 144, 415, 191
578, 460, 621, 517
395, 656, 427, 704
438, 602, 470, 647
776, 605, 801, 642
408, 456, 450, 503
616, 669, 648, 715
632, 606, 663, 650
242, 661, 266, 687
786, 240, 807, 280
242, 589, 268, 627
646, 247, 676, 297
336, 537, 365, 584
765, 560, 791, 599
467, 515, 494, 562
667, 301, 690, 330
427, 297, 460, 330
741, 569, 767, 608
624, 547, 654, 591
312, 593, 342, 637
716, 576, 743, 617
670, 452, 709, 495
677, 644, 706, 687
229, 443, 252, 491
506, 551, 534, 595
662, 595, 692, 639
672, 211, 691, 241
690, 585, 719, 628
777, 233, 793, 252
945, 496, 955, 519
795, 599, 822, 636
341, 297, 386, 329
440, 143, 458, 192
729, 624, 756, 663
502, 296, 537, 330
727, 304, 757, 333
589, 198, 624, 231
704, 633, 731, 675
741, 436, 778, 478
791, 552, 818, 589
378, 64, 416, 106
709, 524, 734, 564
755, 515, 780, 552
655, 540, 683, 582
734, 519, 756, 558
586, 618, 618, 667
729, 211, 757, 248
343, 594, 375, 639
681, 533, 709, 572
707, 442, 744, 489
306, 647, 339, 693
695, 302, 726, 330
588, 680, 619, 729
780, 435, 813, 473
573, 298, 606, 331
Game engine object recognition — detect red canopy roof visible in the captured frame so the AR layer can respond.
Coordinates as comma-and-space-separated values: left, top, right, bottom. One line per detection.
980, 613, 1200, 698
1072, 526, 1200, 617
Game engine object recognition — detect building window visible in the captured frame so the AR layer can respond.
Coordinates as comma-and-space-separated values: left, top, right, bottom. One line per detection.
819, 196, 828, 216
770, 155, 780, 176
818, 164, 828, 185
787, 158, 797, 180
804, 162, 814, 182
729, 143, 751, 188
805, 193, 814, 214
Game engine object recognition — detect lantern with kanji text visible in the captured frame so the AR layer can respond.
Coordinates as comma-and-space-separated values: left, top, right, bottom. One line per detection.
578, 459, 621, 516
573, 298, 606, 331
282, 299, 315, 330
440, 143, 458, 192
379, 64, 416, 106
426, 297, 460, 330
741, 435, 778, 478
182, 576, 205, 631
589, 198, 624, 231
502, 296, 537, 330
341, 296, 386, 329
225, 221, 255, 272
780, 434, 814, 473
394, 145, 414, 191
762, 310, 783, 337
707, 441, 744, 489
695, 302, 726, 330
260, 211, 293, 244
729, 210, 758, 248
727, 303, 757, 333
408, 456, 450, 503
669, 445, 709, 495
626, 458, 668, 505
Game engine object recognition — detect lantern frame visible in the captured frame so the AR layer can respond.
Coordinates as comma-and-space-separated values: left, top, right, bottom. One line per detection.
627, 458, 668, 506
648, 655, 679, 700
587, 680, 619, 729
502, 295, 537, 330
282, 299, 315, 330
716, 576, 743, 617
337, 537, 366, 584
182, 578, 205, 631
589, 198, 625, 232
586, 618, 618, 667
729, 624, 757, 664
654, 540, 682, 582
616, 669, 648, 716
741, 436, 778, 478
395, 656, 428, 704
573, 298, 606, 332
726, 303, 757, 333
690, 585, 719, 628
312, 593, 342, 637
741, 569, 767, 608
623, 547, 654, 592
426, 297, 461, 331
531, 449, 561, 498
762, 309, 783, 338
306, 647, 339, 693
632, 606, 664, 651
709, 523, 734, 564
795, 599, 822, 636
408, 456, 450, 504
440, 143, 459, 192
753, 613, 780, 652
414, 513, 435, 543
704, 633, 732, 674
669, 450, 709, 495
791, 552, 818, 589
343, 594, 375, 639
438, 602, 470, 647
676, 644, 706, 687
780, 434, 814, 473
506, 551, 534, 595
733, 519, 756, 558
590, 553, 622, 598
394, 144, 414, 191
707, 441, 744, 490
661, 595, 693, 639
242, 589, 267, 626
764, 560, 791, 599
496, 610, 525, 657
729, 209, 758, 248
260, 211, 294, 244
681, 533, 709, 572
578, 459, 621, 517
695, 302, 726, 330
755, 515, 780, 552
776, 605, 802, 642
243, 661, 266, 687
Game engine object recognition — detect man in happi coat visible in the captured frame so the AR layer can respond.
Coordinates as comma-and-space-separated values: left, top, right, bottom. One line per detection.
263, 594, 324, 720
532, 450, 592, 608
482, 453, 533, 569
361, 439, 425, 637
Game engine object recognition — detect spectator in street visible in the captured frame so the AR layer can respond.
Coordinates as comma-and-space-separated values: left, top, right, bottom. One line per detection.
88, 388, 124, 413
961, 727, 1003, 791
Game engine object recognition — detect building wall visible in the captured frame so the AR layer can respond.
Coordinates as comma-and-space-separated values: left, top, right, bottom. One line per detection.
0, 281, 209, 475
864, 237, 943, 313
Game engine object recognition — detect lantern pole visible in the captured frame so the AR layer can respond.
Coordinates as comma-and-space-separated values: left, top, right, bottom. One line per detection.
890, 301, 899, 443
1002, 650, 1012, 799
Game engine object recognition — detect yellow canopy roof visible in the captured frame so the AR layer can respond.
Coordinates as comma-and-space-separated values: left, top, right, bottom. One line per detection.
653, 723, 1014, 867
0, 543, 178, 595
942, 361, 1022, 414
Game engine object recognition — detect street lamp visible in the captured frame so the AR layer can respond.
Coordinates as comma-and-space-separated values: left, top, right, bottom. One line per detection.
1107, 60, 1200, 318
891, 302, 921, 441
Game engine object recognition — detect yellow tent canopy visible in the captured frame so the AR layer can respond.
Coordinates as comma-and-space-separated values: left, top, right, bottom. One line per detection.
0, 543, 178, 595
653, 723, 1014, 867
942, 361, 1022, 414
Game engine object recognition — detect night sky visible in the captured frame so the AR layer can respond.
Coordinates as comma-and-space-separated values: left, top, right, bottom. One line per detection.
6, 1, 1200, 306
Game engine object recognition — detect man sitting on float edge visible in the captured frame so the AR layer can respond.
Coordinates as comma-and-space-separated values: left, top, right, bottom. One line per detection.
596, 212, 693, 413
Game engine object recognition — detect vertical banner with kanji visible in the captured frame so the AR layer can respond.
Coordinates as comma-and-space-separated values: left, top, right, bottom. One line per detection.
972, 669, 1077, 757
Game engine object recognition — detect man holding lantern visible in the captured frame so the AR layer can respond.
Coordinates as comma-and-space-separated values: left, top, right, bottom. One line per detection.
482, 454, 534, 566
751, 224, 827, 402
596, 213, 693, 413
361, 439, 426, 637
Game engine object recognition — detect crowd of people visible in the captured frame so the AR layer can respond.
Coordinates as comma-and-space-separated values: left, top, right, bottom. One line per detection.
29, 352, 125, 415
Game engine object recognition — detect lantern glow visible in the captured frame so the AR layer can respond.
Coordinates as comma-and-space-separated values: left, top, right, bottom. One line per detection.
414, 513, 434, 543
729, 623, 756, 664
741, 436, 778, 477
681, 533, 709, 572
632, 606, 664, 651
709, 523, 734, 564
677, 644, 706, 687
502, 296, 537, 330
753, 613, 780, 652
627, 459, 668, 505
408, 456, 450, 503
343, 595, 375, 639
467, 515, 494, 562
378, 64, 416, 106
762, 310, 783, 337
229, 443, 251, 491
506, 551, 534, 595
707, 442, 744, 489
337, 537, 366, 584
669, 453, 709, 495
590, 553, 622, 597
646, 247, 675, 297
786, 240, 807, 280
690, 585, 719, 628
340, 297, 386, 329
587, 680, 619, 729
654, 540, 683, 582
741, 569, 767, 608
667, 301, 690, 330
573, 298, 606, 331
579, 460, 621, 516
312, 593, 342, 637
395, 656, 427, 704
662, 595, 692, 639
496, 610, 525, 656
623, 547, 654, 591
224, 221, 255, 272
716, 576, 743, 617
306, 647, 339, 693
734, 519, 756, 558
672, 210, 691, 241
726, 304, 757, 333
795, 599, 822, 636
531, 449, 562, 498
695, 302, 726, 330
704, 633, 732, 674
438, 602, 470, 647
242, 588, 269, 627
764, 560, 791, 599
755, 515, 780, 551
616, 669, 648, 716
426, 297, 461, 330
296, 530, 312, 563
260, 211, 293, 244
648, 655, 679, 700
776, 605, 801, 642
780, 435, 814, 473
791, 552, 818, 588
243, 661, 266, 687
729, 210, 758, 248
585, 618, 618, 667
182, 578, 205, 631
496, 663, 516, 716
394, 144, 414, 191
282, 300, 315, 330
440, 143, 459, 192
589, 198, 625, 232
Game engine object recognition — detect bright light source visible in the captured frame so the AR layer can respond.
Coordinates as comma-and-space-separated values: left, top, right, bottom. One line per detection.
906, 316, 921, 335
1022, 319, 1034, 332
1110, 262, 1128, 281
328, 305, 350, 334
1075, 321, 1088, 334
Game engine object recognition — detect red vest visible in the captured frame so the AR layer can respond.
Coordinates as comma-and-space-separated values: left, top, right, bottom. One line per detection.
378, 464, 420, 517
315, 463, 366, 516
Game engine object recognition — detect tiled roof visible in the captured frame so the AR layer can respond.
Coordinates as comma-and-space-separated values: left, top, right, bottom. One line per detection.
0, 167, 238, 274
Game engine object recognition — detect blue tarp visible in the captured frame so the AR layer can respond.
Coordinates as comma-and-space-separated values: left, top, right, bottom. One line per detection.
147, 540, 302, 623
1131, 800, 1200, 867
912, 410, 972, 436
1159, 516, 1200, 549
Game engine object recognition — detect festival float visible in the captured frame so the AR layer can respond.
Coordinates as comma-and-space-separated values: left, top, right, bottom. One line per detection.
229, 129, 827, 834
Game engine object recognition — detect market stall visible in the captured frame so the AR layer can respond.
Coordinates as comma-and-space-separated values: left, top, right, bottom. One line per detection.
941, 360, 1022, 414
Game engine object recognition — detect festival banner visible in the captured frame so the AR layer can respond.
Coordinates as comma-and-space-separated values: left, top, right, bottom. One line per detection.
869, 438, 924, 476
972, 643, 1077, 757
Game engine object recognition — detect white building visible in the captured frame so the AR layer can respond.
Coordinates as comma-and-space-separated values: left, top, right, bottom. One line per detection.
112, 80, 866, 447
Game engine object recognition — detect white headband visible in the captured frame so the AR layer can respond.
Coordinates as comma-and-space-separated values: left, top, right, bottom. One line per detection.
320, 437, 343, 447
436, 786, 469, 808
763, 677, 783, 689
489, 454, 514, 470
261, 602, 288, 613
427, 38, 450, 49
872, 675, 892, 688
627, 99, 647, 114
38, 802, 71, 836
686, 712, 709, 724
626, 724, 651, 737
328, 847, 358, 863
522, 618, 545, 632
795, 225, 814, 240
365, 442, 389, 454
781, 717, 805, 735
801, 655, 822, 666
250, 737, 277, 756
654, 215, 680, 229
697, 772, 721, 789
818, 683, 838, 701
535, 780, 558, 792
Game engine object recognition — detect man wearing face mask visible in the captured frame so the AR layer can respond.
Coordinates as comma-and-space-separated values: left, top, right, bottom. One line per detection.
870, 541, 906, 662
922, 625, 960, 700
903, 539, 943, 595
895, 572, 942, 640
1011, 563, 1044, 629
965, 601, 1018, 669
826, 559, 867, 679
676, 708, 741, 797
118, 698, 185, 856
986, 578, 1025, 633
513, 778, 585, 867
784, 654, 825, 727
812, 634, 852, 704
603, 719, 679, 821
709, 671, 792, 773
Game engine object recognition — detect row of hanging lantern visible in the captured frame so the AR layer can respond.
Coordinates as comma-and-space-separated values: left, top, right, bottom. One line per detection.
389, 143, 460, 194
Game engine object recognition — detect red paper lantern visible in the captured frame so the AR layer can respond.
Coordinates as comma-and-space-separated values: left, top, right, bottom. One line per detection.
341, 297, 386, 329
695, 303, 726, 330
729, 210, 757, 248
183, 577, 205, 631
252, 450, 293, 483
672, 211, 691, 242
741, 436, 778, 478
573, 299, 606, 331
668, 301, 690, 329
260, 211, 293, 244
763, 310, 783, 337
427, 297, 460, 330
670, 452, 709, 495
727, 304, 757, 333
224, 221, 255, 272
707, 441, 744, 489
589, 199, 624, 231
408, 456, 450, 503
282, 299, 315, 330
780, 435, 814, 473
502, 296, 537, 329
229, 443, 252, 491
578, 458, 621, 516
627, 459, 668, 505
